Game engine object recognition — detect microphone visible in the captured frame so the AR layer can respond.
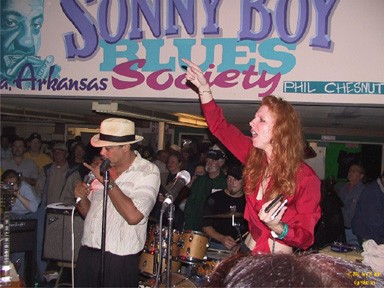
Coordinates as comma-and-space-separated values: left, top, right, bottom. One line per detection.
100, 159, 111, 176
161, 170, 191, 213
76, 171, 96, 204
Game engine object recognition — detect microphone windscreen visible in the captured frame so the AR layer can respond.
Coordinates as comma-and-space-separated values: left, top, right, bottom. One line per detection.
100, 159, 111, 175
176, 170, 191, 185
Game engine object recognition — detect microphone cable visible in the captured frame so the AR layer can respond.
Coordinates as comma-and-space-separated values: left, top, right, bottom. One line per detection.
70, 205, 78, 288
154, 211, 165, 288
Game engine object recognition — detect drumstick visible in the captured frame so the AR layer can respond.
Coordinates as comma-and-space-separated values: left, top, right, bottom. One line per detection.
235, 231, 249, 243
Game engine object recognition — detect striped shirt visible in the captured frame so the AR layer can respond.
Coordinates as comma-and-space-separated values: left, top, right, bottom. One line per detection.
81, 151, 160, 255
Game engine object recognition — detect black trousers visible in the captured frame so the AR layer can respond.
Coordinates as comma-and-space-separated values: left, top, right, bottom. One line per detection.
75, 246, 140, 287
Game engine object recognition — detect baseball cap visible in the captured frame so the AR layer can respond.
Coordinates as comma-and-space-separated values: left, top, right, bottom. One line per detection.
227, 165, 243, 180
27, 133, 42, 141
206, 145, 226, 160
52, 142, 68, 152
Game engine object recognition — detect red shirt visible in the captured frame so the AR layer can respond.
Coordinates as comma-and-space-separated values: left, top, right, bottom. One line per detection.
202, 100, 321, 252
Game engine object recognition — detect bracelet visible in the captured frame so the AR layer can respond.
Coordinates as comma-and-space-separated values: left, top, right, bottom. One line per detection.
198, 90, 212, 95
278, 223, 288, 239
271, 222, 288, 240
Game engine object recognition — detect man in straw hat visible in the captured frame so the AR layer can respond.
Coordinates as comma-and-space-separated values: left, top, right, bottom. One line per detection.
74, 118, 160, 287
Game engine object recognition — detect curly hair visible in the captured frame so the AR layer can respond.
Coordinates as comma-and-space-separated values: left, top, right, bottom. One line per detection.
243, 96, 304, 200
204, 252, 382, 288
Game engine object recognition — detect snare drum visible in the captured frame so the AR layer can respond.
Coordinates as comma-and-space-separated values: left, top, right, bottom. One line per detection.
177, 231, 209, 263
206, 248, 233, 261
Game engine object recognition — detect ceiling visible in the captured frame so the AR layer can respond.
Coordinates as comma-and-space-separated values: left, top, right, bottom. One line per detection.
1, 95, 384, 143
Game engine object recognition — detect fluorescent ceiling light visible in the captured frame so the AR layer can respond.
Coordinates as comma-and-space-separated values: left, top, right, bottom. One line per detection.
1, 105, 86, 123
92, 101, 208, 128
174, 113, 208, 128
92, 101, 178, 122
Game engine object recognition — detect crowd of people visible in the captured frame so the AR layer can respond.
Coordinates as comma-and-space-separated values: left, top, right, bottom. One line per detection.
0, 59, 383, 286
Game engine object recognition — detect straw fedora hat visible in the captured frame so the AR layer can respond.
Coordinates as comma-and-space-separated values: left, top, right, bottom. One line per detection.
91, 118, 143, 147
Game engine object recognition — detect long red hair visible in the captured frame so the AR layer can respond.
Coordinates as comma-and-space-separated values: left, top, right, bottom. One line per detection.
243, 96, 305, 200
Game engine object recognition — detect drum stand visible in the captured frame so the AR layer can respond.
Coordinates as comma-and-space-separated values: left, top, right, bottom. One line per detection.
154, 203, 175, 288
165, 204, 175, 287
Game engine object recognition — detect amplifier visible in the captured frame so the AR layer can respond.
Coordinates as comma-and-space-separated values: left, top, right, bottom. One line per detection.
43, 203, 84, 262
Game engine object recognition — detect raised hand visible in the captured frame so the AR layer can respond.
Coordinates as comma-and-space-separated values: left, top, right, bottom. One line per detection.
182, 58, 213, 103
182, 58, 209, 89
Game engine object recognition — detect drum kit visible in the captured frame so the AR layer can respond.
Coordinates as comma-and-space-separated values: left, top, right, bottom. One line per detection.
140, 212, 243, 287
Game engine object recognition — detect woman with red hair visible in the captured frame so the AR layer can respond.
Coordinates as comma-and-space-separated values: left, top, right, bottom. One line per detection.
182, 59, 321, 253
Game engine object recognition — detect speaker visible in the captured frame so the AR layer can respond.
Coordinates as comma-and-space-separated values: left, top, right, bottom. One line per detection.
43, 206, 84, 262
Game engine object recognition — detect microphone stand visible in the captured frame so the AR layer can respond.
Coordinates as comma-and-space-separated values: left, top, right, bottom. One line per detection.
165, 200, 175, 288
100, 169, 110, 286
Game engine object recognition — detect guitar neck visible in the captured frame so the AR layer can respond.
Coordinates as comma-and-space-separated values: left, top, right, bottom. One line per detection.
2, 212, 10, 266
1, 210, 21, 287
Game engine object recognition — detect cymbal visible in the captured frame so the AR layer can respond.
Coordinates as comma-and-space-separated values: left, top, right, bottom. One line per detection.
203, 212, 244, 219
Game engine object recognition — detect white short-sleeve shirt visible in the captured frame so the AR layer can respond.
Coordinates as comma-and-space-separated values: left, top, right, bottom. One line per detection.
81, 151, 160, 255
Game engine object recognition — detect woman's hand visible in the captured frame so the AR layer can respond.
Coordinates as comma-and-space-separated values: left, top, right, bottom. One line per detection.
259, 198, 288, 230
182, 59, 210, 89
182, 59, 213, 104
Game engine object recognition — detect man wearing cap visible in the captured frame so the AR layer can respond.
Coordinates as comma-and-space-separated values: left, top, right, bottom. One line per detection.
36, 142, 81, 204
34, 141, 81, 282
1, 137, 38, 187
74, 118, 160, 287
202, 164, 248, 251
24, 132, 52, 174
183, 144, 227, 232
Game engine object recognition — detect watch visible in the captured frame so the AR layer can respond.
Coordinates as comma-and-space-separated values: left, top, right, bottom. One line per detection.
107, 181, 116, 191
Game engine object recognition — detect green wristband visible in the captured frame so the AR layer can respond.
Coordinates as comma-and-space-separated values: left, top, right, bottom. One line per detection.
278, 223, 288, 240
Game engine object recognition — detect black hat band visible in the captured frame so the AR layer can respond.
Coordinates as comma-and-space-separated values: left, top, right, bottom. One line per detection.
99, 133, 135, 142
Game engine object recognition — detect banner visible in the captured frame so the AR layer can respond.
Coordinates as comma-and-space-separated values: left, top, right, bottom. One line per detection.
1, 0, 383, 105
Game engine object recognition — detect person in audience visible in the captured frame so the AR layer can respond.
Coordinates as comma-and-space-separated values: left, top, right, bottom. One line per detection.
154, 149, 169, 186
311, 176, 345, 249
69, 142, 89, 179
183, 145, 227, 232
1, 169, 40, 283
165, 152, 183, 185
181, 146, 198, 176
150, 151, 188, 230
34, 141, 81, 283
338, 164, 366, 249
187, 162, 206, 188
352, 170, 384, 245
1, 137, 38, 187
202, 164, 248, 251
24, 132, 52, 174
2, 169, 40, 216
1, 134, 14, 160
36, 142, 81, 205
